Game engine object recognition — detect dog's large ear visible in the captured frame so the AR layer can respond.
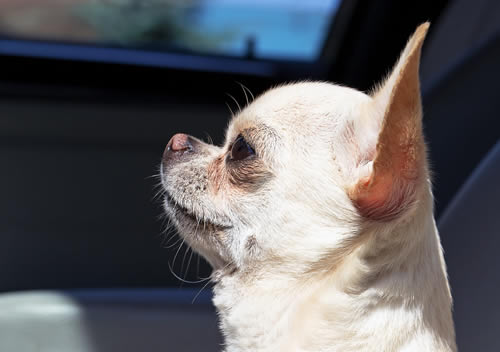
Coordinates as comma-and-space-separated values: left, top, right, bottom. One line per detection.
349, 23, 429, 221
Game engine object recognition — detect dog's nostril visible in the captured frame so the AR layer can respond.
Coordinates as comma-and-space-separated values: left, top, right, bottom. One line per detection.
168, 133, 192, 153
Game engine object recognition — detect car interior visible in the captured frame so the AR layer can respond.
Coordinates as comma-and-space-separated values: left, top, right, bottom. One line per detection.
0, 0, 498, 351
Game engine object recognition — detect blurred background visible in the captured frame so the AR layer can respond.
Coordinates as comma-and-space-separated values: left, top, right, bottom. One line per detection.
0, 0, 498, 351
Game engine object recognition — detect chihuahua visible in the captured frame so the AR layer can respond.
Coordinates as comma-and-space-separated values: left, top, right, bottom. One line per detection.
160, 23, 456, 352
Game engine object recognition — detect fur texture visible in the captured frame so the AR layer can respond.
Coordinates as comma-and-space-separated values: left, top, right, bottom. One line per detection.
161, 23, 456, 351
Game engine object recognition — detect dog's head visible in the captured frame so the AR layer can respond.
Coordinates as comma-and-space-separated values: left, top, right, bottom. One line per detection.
161, 24, 430, 272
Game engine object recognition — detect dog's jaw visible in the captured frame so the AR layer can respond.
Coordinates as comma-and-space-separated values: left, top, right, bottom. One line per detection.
212, 188, 456, 352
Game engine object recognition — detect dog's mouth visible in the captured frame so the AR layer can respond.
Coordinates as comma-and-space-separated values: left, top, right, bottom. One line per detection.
164, 191, 231, 230
164, 192, 198, 221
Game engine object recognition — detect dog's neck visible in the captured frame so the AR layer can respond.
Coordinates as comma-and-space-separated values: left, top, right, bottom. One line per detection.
212, 192, 456, 352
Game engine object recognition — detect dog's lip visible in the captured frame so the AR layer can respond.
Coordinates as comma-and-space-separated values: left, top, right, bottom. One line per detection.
164, 191, 232, 229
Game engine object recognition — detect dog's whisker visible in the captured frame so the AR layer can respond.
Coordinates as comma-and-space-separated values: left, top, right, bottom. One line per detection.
238, 82, 249, 106
183, 248, 195, 280
156, 215, 173, 242
145, 173, 162, 180
151, 188, 166, 202
180, 245, 191, 282
191, 277, 213, 304
159, 225, 174, 246
236, 81, 254, 106
171, 237, 186, 270
156, 213, 169, 225
164, 234, 182, 249
163, 230, 182, 248
225, 102, 235, 117
226, 93, 242, 113
160, 214, 175, 232
203, 131, 214, 145
243, 83, 255, 102
151, 182, 164, 192
168, 261, 210, 285
196, 253, 201, 279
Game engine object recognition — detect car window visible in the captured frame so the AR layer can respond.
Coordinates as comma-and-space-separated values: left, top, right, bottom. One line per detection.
0, 0, 341, 61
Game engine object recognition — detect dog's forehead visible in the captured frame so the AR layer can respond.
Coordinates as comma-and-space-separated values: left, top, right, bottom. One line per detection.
230, 82, 371, 138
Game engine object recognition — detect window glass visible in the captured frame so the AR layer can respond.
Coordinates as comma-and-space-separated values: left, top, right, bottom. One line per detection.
0, 0, 342, 61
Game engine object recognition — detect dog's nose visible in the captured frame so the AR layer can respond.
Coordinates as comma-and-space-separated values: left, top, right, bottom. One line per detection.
168, 133, 192, 152
163, 133, 195, 165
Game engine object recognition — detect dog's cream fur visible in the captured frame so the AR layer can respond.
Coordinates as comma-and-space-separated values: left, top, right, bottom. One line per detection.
161, 23, 456, 351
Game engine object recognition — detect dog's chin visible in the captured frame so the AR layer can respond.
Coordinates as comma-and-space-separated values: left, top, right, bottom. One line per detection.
163, 192, 231, 268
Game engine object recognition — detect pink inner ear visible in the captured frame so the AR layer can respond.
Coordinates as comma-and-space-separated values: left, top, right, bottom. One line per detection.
351, 157, 419, 221
352, 173, 394, 220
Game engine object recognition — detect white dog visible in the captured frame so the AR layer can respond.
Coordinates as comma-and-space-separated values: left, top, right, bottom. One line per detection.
161, 23, 456, 352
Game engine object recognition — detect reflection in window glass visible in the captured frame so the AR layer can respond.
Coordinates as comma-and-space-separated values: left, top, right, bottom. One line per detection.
0, 0, 341, 61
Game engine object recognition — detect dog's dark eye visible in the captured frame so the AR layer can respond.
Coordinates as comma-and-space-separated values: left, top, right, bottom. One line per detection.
230, 135, 255, 161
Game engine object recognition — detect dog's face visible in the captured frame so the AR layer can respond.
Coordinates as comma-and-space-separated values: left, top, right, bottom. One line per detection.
161, 24, 430, 273
161, 83, 372, 269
